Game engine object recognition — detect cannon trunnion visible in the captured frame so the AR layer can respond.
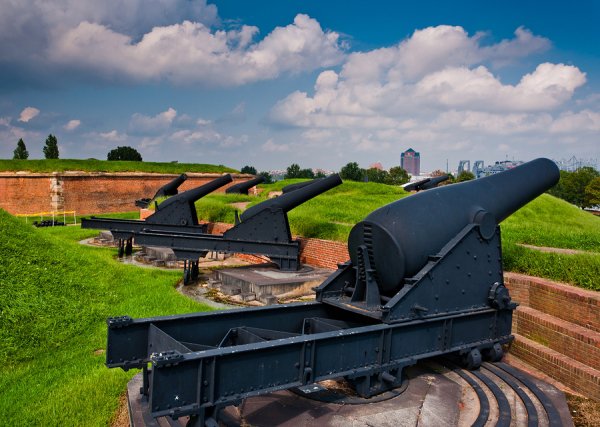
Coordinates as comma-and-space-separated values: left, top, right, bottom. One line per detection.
104, 159, 560, 426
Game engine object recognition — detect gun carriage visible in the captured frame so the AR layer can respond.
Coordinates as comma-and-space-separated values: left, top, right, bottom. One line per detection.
104, 159, 559, 426
83, 174, 342, 283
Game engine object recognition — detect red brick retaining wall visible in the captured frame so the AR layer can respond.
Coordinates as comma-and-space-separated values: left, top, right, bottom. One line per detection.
0, 172, 251, 215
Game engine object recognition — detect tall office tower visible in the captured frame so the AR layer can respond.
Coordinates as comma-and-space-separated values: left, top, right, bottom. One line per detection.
401, 148, 420, 176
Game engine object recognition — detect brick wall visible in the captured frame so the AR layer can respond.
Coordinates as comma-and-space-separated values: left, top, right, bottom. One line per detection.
0, 172, 252, 215
505, 272, 600, 333
204, 222, 349, 269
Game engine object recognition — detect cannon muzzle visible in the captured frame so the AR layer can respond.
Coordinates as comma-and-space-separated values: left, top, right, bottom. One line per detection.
281, 178, 323, 194
135, 173, 189, 208
240, 174, 342, 221
225, 176, 265, 195
156, 173, 188, 197
348, 158, 559, 294
146, 174, 233, 226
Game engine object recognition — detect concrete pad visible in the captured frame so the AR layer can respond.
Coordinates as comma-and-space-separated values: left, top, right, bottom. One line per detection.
215, 264, 333, 301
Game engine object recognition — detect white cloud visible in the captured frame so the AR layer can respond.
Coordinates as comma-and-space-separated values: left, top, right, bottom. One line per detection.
45, 13, 344, 86
19, 107, 40, 122
261, 139, 290, 152
266, 25, 596, 167
129, 108, 177, 133
99, 130, 127, 142
64, 119, 81, 130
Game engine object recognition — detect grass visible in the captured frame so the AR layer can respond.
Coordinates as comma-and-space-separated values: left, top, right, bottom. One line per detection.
17, 210, 140, 226
0, 209, 212, 426
0, 159, 237, 174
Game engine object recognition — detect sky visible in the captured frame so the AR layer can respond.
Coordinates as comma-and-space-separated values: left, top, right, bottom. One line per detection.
0, 0, 598, 173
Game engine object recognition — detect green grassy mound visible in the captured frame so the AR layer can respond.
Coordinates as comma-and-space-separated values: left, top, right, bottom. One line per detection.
0, 210, 211, 425
0, 159, 236, 174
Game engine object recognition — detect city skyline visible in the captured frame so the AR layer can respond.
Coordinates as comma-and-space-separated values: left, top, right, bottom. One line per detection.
1, 1, 598, 172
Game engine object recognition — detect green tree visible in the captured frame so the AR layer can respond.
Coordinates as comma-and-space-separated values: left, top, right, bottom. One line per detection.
285, 163, 301, 179
315, 170, 327, 178
43, 134, 59, 159
385, 166, 410, 185
585, 177, 600, 207
258, 171, 273, 184
107, 146, 143, 161
365, 167, 389, 183
550, 168, 600, 208
456, 171, 475, 182
340, 162, 365, 181
13, 138, 29, 159
241, 165, 257, 175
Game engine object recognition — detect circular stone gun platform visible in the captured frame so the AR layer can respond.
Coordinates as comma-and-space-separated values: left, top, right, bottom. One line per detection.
125, 358, 573, 427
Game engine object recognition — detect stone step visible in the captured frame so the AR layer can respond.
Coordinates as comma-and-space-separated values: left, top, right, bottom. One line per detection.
510, 333, 600, 401
514, 306, 600, 372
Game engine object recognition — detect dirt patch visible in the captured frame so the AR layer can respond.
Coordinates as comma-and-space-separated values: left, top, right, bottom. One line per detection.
111, 392, 129, 427
517, 244, 598, 256
230, 202, 250, 211
567, 394, 600, 427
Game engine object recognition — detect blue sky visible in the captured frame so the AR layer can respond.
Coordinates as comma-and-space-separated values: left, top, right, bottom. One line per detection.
1, 0, 598, 173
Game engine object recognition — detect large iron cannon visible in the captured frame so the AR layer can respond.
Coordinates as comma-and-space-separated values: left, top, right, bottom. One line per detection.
82, 175, 232, 257
225, 175, 265, 195
135, 173, 343, 271
403, 174, 449, 192
103, 159, 559, 426
135, 173, 188, 208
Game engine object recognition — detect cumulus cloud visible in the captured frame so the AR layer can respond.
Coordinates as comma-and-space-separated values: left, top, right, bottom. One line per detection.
49, 14, 344, 85
99, 130, 127, 142
264, 24, 597, 168
0, 0, 344, 87
129, 108, 177, 134
19, 107, 40, 122
64, 119, 81, 130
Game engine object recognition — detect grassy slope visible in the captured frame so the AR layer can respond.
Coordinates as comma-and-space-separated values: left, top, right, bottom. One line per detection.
502, 194, 600, 289
0, 211, 211, 425
0, 159, 236, 173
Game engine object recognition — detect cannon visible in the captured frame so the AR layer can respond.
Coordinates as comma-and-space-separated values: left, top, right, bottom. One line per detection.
403, 174, 449, 192
133, 173, 342, 276
135, 173, 188, 208
103, 159, 559, 426
281, 178, 323, 193
225, 175, 265, 195
82, 174, 233, 257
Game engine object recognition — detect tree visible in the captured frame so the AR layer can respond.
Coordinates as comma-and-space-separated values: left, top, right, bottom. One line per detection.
241, 165, 257, 175
585, 177, 600, 207
285, 163, 301, 179
315, 170, 327, 178
107, 146, 143, 161
550, 167, 600, 208
385, 166, 410, 185
365, 167, 389, 183
340, 162, 365, 181
13, 138, 29, 159
284, 164, 314, 179
456, 171, 475, 182
258, 171, 274, 184
43, 134, 59, 159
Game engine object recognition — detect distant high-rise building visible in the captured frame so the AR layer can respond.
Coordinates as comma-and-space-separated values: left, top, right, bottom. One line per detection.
401, 148, 420, 176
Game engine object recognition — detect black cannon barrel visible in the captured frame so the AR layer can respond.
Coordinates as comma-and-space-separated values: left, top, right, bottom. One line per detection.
281, 178, 323, 194
153, 174, 232, 212
348, 158, 559, 294
420, 174, 449, 190
225, 176, 265, 194
240, 173, 342, 221
155, 173, 188, 198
